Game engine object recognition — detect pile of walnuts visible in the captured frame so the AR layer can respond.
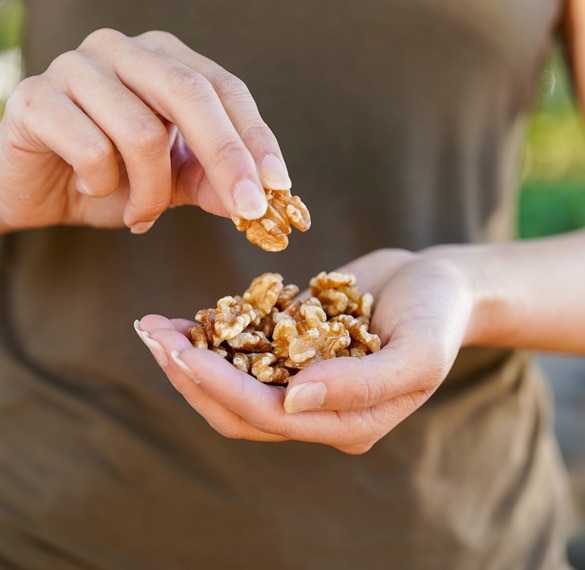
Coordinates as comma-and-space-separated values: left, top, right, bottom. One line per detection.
189, 271, 381, 385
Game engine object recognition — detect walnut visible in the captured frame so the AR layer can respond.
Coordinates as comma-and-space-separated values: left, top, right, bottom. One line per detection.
271, 299, 350, 369
227, 330, 272, 353
309, 271, 361, 316
242, 273, 283, 319
356, 292, 374, 324
195, 296, 256, 346
188, 271, 381, 385
275, 283, 300, 310
210, 345, 229, 359
232, 352, 251, 374
256, 308, 279, 339
250, 353, 290, 385
232, 188, 311, 252
189, 323, 209, 350
271, 314, 298, 360
286, 320, 351, 369
332, 314, 381, 355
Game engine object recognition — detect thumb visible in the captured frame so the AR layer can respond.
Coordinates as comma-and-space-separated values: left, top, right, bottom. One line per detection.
283, 344, 439, 414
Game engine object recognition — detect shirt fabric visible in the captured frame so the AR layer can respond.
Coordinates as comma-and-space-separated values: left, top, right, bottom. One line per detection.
0, 1, 573, 568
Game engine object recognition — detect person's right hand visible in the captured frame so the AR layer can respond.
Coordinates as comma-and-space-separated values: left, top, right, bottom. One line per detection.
0, 29, 291, 234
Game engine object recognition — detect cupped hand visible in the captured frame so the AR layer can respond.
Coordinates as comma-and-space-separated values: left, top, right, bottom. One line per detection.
0, 29, 290, 233
135, 248, 477, 454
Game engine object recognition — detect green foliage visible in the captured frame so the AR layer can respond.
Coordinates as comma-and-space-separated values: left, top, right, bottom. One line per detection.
0, 0, 24, 51
519, 49, 585, 238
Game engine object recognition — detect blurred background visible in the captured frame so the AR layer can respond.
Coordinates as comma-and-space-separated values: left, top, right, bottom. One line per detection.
1, 0, 585, 567
524, 49, 585, 569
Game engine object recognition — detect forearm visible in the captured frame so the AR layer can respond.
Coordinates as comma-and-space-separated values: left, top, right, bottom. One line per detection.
428, 229, 585, 354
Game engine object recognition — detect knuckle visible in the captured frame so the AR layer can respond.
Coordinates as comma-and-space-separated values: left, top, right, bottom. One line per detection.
240, 122, 275, 147
3, 78, 54, 150
139, 29, 177, 46
124, 119, 169, 157
166, 65, 206, 100
212, 71, 249, 100
4, 76, 39, 118
351, 375, 387, 409
80, 28, 127, 50
46, 49, 85, 76
76, 139, 114, 173
208, 137, 246, 168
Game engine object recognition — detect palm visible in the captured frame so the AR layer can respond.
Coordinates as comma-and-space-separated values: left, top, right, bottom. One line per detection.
136, 248, 474, 453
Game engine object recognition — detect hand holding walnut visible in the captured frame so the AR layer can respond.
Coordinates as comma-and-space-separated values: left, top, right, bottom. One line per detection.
0, 28, 294, 235
135, 248, 476, 453
136, 230, 585, 453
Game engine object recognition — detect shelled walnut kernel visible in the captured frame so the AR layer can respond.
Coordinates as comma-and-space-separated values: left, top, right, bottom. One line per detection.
188, 271, 381, 385
232, 188, 311, 252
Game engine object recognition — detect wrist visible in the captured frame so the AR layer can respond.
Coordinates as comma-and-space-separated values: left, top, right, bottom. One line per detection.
420, 243, 509, 349
422, 231, 585, 354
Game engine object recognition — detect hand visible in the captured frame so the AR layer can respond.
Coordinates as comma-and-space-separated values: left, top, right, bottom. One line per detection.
0, 29, 290, 234
135, 248, 477, 454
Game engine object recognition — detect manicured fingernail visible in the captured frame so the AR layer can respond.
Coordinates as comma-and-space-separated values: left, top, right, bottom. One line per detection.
233, 178, 267, 219
133, 320, 168, 366
260, 154, 292, 190
130, 220, 155, 235
171, 350, 200, 384
75, 175, 90, 196
284, 382, 326, 413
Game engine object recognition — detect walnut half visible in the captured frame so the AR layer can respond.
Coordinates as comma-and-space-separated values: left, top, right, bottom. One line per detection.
232, 188, 311, 252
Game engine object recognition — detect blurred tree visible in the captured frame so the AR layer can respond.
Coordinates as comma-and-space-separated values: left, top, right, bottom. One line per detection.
0, 0, 24, 51
520, 48, 585, 238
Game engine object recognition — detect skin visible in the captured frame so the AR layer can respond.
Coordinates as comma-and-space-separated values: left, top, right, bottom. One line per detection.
0, 29, 291, 233
1, 4, 584, 455
136, 234, 585, 454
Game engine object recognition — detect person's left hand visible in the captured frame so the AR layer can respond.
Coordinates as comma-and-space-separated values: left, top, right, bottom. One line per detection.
135, 248, 477, 454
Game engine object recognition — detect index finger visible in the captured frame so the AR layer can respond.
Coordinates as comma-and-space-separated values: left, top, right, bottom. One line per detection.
137, 31, 293, 192
82, 29, 271, 220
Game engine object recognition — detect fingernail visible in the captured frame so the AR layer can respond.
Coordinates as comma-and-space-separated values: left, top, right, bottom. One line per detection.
130, 220, 156, 235
133, 320, 168, 366
75, 175, 90, 196
171, 350, 200, 384
284, 382, 326, 413
260, 154, 292, 190
233, 178, 267, 220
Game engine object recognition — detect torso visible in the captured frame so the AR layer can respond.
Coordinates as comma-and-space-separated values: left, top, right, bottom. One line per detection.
0, 1, 570, 568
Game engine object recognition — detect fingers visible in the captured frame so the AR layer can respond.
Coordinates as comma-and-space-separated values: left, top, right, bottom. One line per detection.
281, 254, 472, 415
5, 28, 289, 232
135, 316, 398, 453
134, 317, 286, 442
81, 29, 282, 219
135, 31, 291, 192
5, 75, 119, 201
282, 345, 439, 415
47, 49, 172, 231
